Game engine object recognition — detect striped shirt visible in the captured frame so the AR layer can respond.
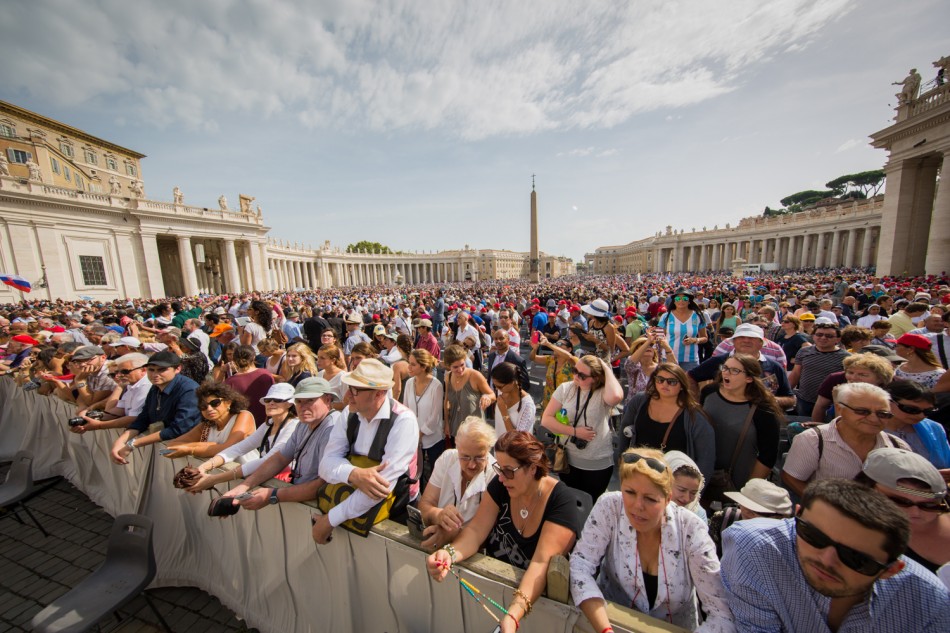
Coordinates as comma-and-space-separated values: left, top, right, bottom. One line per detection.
782, 418, 909, 483
659, 311, 704, 365
793, 346, 850, 403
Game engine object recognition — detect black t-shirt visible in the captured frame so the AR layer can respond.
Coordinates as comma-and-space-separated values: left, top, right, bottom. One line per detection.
634, 402, 689, 453
483, 478, 579, 570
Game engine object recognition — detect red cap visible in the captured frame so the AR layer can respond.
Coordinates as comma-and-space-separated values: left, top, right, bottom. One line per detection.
48, 325, 66, 333
896, 333, 932, 350
531, 298, 540, 304
493, 303, 500, 309
11, 334, 39, 346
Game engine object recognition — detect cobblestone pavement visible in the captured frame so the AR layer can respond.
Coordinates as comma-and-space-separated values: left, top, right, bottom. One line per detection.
0, 463, 258, 633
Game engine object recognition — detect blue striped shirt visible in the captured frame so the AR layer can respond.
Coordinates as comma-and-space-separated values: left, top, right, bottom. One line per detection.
660, 312, 704, 365
721, 518, 950, 632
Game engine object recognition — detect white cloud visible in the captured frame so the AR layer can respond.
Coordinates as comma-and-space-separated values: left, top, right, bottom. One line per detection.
835, 138, 862, 153
0, 0, 855, 139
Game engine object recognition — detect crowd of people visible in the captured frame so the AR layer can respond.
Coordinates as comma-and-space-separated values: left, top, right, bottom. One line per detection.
2, 268, 949, 632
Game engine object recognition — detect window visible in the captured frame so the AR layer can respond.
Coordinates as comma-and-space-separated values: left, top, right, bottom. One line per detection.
6, 148, 31, 164
60, 142, 74, 158
75, 175, 84, 190
0, 123, 14, 138
63, 165, 71, 182
84, 149, 97, 165
50, 157, 60, 174
105, 156, 117, 170
90, 182, 102, 193
125, 163, 137, 177
79, 256, 107, 286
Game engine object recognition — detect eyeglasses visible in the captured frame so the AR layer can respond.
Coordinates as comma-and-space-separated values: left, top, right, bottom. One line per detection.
491, 462, 524, 479
812, 333, 839, 339
458, 453, 489, 464
262, 398, 289, 404
895, 402, 939, 416
839, 402, 894, 420
883, 494, 948, 513
719, 365, 746, 375
200, 398, 224, 410
348, 386, 374, 394
654, 376, 681, 386
621, 452, 668, 474
795, 516, 890, 576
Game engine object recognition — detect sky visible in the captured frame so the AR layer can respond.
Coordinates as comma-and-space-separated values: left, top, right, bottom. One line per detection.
1, 0, 946, 262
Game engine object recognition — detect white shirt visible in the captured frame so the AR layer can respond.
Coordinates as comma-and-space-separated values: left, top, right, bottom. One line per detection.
570, 496, 735, 633
217, 416, 300, 476
455, 323, 480, 348
319, 398, 420, 527
404, 376, 445, 449
493, 393, 536, 437
427, 449, 496, 525
116, 376, 152, 417
857, 314, 885, 328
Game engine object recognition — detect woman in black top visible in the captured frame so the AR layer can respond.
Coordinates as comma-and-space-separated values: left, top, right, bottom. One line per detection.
774, 314, 810, 369
427, 431, 580, 633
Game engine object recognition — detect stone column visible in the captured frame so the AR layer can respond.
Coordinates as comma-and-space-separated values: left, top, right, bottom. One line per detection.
814, 233, 826, 268
222, 239, 241, 293
925, 153, 950, 275
877, 157, 939, 276
829, 231, 841, 268
844, 230, 858, 268
177, 236, 200, 296
800, 235, 810, 268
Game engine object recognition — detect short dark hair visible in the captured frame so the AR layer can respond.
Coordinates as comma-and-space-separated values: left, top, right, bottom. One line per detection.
494, 431, 548, 479
886, 379, 936, 405
800, 479, 909, 562
814, 324, 841, 337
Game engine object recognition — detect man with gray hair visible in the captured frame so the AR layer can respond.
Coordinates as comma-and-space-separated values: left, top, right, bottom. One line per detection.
782, 383, 910, 498
70, 352, 150, 434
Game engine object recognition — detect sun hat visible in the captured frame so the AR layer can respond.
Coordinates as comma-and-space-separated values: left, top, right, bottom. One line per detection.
259, 382, 296, 405
724, 479, 793, 516
116, 336, 142, 348
416, 318, 432, 329
344, 312, 362, 324
293, 377, 339, 401
732, 323, 764, 340
863, 448, 947, 500
895, 333, 932, 351
581, 299, 611, 319
341, 358, 395, 390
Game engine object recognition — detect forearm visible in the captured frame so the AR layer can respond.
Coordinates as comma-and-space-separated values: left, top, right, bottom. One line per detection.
91, 415, 136, 430
578, 598, 611, 633
775, 395, 796, 409
273, 478, 323, 504
243, 453, 292, 489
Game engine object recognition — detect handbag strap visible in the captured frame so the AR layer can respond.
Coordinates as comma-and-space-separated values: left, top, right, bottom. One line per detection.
726, 405, 757, 474
660, 407, 683, 451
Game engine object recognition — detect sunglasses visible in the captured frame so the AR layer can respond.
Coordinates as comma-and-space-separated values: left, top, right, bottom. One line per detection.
795, 516, 890, 576
883, 494, 948, 513
839, 402, 894, 420
200, 398, 224, 410
262, 398, 289, 404
654, 376, 681, 386
674, 296, 690, 302
621, 452, 667, 474
895, 402, 939, 416
574, 370, 592, 380
491, 462, 524, 479
115, 365, 146, 376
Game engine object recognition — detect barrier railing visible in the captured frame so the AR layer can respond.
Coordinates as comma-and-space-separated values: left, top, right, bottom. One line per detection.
0, 378, 685, 633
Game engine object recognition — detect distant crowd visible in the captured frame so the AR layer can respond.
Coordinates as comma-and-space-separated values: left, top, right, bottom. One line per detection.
2, 268, 948, 632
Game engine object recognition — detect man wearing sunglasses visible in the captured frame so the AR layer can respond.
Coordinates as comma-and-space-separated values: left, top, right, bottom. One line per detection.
722, 478, 950, 632
70, 353, 150, 434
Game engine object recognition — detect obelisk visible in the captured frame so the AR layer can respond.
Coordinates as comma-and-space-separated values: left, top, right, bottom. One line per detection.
530, 175, 539, 282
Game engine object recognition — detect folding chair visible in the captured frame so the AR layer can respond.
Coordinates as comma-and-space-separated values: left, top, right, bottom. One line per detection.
0, 450, 49, 537
31, 513, 172, 633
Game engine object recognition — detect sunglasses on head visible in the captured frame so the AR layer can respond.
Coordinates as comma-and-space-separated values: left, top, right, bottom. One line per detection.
883, 494, 948, 513
200, 398, 224, 410
621, 452, 668, 474
795, 516, 891, 576
895, 402, 938, 416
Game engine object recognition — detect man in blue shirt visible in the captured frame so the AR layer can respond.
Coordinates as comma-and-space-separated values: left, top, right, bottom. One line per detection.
721, 479, 950, 632
109, 351, 200, 465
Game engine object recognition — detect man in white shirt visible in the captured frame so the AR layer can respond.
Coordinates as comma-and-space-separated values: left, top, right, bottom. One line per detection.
313, 360, 419, 544
68, 352, 151, 433
495, 309, 521, 348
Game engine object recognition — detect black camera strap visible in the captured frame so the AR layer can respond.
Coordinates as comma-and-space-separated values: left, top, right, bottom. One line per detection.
574, 387, 593, 429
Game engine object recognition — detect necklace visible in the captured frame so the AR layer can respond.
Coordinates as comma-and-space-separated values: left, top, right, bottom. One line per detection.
515, 486, 542, 534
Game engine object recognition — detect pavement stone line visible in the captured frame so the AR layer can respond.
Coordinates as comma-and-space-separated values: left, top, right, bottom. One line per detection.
0, 462, 258, 633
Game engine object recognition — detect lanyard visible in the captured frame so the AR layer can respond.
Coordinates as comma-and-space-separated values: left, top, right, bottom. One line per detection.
289, 423, 319, 483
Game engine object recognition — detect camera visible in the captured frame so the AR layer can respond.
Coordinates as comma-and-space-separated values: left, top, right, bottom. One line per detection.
67, 410, 104, 427
569, 435, 589, 450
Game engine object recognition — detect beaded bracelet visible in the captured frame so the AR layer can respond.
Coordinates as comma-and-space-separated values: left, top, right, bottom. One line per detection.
513, 589, 533, 615
441, 543, 458, 564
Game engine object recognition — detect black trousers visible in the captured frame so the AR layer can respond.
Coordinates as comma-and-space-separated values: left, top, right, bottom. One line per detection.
559, 464, 613, 503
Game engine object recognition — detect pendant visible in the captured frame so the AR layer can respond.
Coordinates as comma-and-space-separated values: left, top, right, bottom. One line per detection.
519, 508, 529, 520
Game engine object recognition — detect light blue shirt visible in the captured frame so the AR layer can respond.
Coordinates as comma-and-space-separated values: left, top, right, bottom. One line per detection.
721, 518, 950, 633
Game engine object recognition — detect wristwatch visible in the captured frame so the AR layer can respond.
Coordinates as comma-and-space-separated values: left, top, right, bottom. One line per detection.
126, 437, 136, 450
268, 488, 279, 505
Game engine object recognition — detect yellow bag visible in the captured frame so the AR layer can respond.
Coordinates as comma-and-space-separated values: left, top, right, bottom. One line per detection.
315, 455, 397, 537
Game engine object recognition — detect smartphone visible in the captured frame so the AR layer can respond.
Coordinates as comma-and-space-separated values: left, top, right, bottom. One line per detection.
406, 505, 425, 540
159, 448, 175, 456
235, 316, 250, 327
235, 492, 254, 501
530, 331, 540, 345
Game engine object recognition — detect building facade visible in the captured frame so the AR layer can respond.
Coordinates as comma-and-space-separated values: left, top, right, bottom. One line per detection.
0, 101, 571, 303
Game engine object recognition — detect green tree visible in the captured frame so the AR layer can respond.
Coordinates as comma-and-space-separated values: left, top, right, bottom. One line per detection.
779, 190, 837, 209
825, 170, 885, 198
346, 240, 392, 254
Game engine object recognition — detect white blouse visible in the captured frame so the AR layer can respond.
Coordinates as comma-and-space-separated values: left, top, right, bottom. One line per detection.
216, 416, 299, 474
492, 393, 536, 437
570, 493, 735, 633
427, 449, 496, 524
405, 376, 445, 450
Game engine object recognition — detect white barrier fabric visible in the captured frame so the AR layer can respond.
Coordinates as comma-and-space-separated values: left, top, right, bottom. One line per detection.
0, 378, 682, 633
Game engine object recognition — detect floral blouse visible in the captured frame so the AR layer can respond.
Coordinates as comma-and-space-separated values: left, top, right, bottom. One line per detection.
570, 493, 735, 633
538, 355, 575, 410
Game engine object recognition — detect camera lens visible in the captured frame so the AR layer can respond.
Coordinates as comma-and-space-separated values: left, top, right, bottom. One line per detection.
67, 417, 84, 427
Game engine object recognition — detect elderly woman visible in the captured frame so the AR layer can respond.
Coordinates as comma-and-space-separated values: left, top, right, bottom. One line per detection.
570, 448, 735, 633
811, 353, 896, 423
162, 383, 255, 459
856, 447, 949, 575
427, 431, 580, 633
186, 382, 300, 491
893, 333, 946, 389
417, 417, 497, 549
541, 354, 624, 501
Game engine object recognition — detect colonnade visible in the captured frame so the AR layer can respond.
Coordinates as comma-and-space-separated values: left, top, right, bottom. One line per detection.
661, 227, 880, 272
264, 257, 470, 290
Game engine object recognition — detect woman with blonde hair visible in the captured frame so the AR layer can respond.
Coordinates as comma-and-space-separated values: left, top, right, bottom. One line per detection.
316, 343, 347, 403
278, 342, 318, 387
570, 448, 733, 632
624, 330, 674, 403
810, 352, 896, 423
405, 348, 446, 482
258, 338, 285, 376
